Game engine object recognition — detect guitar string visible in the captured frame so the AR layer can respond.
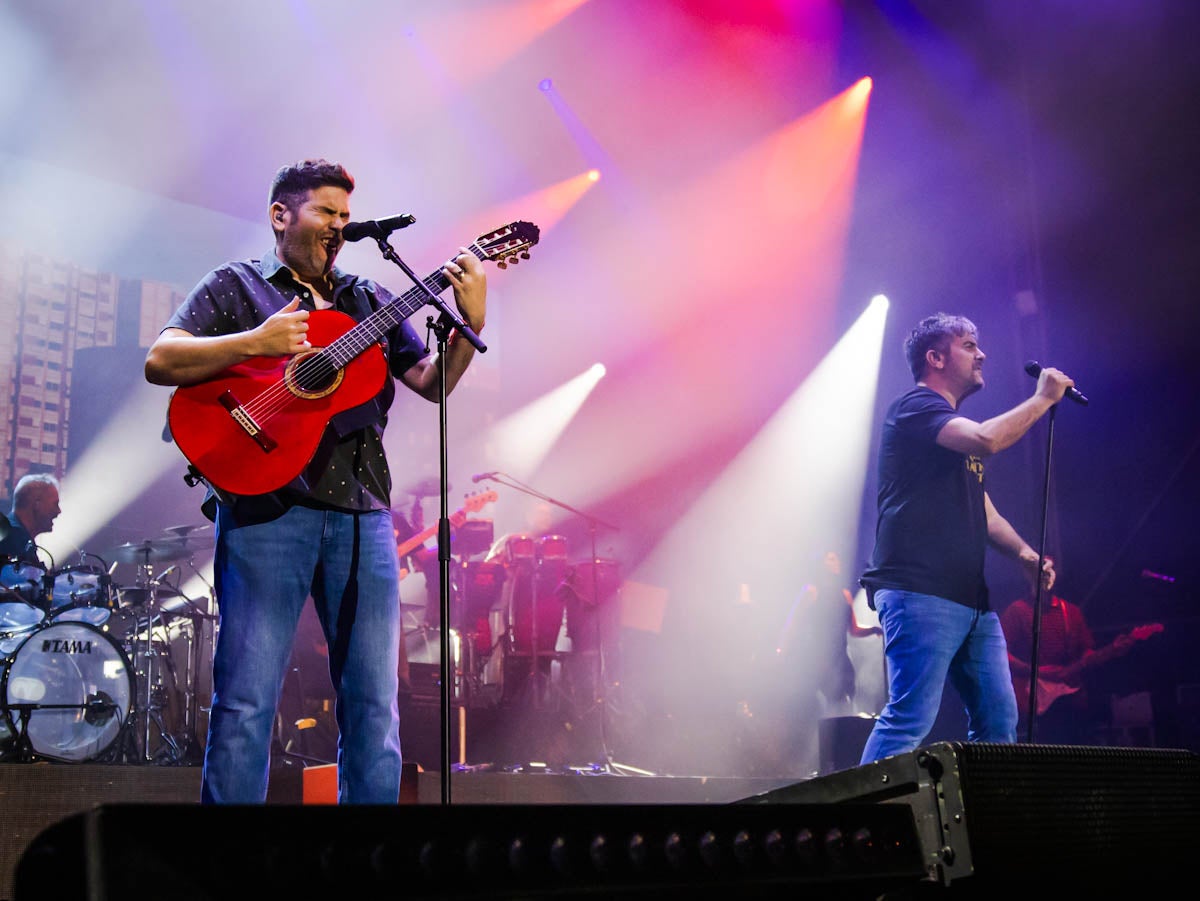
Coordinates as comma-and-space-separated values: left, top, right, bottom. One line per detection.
231, 269, 444, 424
238, 239, 495, 421
238, 243, 491, 424
239, 266, 452, 422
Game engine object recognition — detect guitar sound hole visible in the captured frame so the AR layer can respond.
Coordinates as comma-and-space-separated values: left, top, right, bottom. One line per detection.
285, 351, 344, 400
296, 357, 338, 392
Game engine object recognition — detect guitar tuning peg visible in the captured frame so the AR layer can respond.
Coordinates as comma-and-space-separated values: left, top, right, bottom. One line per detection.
508, 255, 519, 265
519, 251, 530, 260
497, 260, 507, 270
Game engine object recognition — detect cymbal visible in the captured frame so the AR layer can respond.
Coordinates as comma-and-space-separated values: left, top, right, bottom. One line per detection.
108, 537, 194, 564
402, 477, 448, 498
162, 523, 212, 537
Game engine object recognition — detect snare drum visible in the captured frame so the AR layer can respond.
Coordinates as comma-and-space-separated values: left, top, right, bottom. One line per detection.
1, 620, 134, 762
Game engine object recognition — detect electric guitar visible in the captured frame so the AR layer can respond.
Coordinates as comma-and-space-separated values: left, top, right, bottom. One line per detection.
396, 489, 497, 576
1014, 622, 1164, 717
167, 222, 540, 497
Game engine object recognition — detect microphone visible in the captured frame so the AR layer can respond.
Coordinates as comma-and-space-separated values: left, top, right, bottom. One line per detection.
84, 692, 118, 726
1141, 569, 1176, 584
471, 472, 499, 483
342, 213, 417, 243
1024, 361, 1089, 406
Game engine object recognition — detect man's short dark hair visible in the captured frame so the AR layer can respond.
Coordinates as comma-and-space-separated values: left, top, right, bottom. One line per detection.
268, 159, 355, 212
903, 313, 977, 381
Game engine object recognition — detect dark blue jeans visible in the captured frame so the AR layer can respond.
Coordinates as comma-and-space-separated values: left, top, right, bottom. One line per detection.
860, 589, 1017, 765
202, 505, 401, 803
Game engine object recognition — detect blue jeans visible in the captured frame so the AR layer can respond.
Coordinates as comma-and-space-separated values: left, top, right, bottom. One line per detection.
860, 589, 1017, 765
202, 505, 401, 803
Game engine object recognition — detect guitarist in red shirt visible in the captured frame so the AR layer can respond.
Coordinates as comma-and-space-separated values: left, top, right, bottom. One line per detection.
145, 159, 487, 803
1001, 557, 1162, 744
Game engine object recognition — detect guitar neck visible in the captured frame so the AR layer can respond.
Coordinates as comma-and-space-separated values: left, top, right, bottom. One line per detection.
395, 522, 439, 560
322, 242, 486, 364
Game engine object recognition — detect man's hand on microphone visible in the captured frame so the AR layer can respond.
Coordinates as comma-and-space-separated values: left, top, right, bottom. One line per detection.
1035, 366, 1074, 405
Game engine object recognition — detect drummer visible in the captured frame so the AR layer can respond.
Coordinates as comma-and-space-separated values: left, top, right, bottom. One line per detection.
0, 473, 62, 606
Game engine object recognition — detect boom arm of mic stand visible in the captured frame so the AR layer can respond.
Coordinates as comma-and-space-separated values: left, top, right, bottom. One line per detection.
371, 236, 486, 353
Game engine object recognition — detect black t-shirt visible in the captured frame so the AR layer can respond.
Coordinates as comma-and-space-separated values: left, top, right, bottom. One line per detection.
861, 386, 989, 610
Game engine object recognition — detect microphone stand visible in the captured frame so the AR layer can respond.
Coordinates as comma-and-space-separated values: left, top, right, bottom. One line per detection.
476, 473, 637, 774
365, 233, 485, 806
1024, 405, 1057, 743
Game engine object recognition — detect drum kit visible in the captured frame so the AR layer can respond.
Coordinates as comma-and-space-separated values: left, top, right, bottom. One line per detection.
418, 530, 623, 713
0, 526, 214, 765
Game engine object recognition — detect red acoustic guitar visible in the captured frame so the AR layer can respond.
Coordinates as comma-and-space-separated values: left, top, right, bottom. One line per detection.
167, 222, 539, 497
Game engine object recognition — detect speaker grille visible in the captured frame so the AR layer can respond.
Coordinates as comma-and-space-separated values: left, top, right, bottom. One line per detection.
949, 743, 1200, 878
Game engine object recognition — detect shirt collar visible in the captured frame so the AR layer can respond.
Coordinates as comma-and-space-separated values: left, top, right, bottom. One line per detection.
258, 248, 348, 287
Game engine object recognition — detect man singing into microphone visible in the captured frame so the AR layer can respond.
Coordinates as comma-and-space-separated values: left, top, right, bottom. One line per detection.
145, 159, 487, 803
858, 313, 1073, 764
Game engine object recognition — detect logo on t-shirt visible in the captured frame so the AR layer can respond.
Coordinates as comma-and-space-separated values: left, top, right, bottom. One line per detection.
966, 455, 984, 483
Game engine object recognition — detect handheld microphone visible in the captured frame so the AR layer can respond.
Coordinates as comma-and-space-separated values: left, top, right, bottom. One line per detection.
471, 472, 499, 483
342, 213, 417, 243
1024, 361, 1089, 406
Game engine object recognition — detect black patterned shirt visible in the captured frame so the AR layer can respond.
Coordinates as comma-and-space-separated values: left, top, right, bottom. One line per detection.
165, 249, 428, 516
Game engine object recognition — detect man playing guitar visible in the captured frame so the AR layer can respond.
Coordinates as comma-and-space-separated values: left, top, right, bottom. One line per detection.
145, 158, 487, 803
1001, 557, 1162, 743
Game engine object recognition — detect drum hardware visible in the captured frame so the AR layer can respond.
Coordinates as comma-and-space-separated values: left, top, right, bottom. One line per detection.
0, 539, 215, 766
110, 536, 214, 765
472, 473, 636, 771
1, 698, 124, 763
125, 570, 197, 765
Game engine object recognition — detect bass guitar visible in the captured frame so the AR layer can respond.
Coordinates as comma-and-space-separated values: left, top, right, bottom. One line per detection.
1014, 622, 1164, 718
167, 222, 539, 497
396, 489, 498, 577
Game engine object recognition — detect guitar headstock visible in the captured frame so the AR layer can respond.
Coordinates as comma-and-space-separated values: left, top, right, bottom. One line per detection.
475, 221, 540, 269
464, 489, 499, 513
1132, 623, 1165, 640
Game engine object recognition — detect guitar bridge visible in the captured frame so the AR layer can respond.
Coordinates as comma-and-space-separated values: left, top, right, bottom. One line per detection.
219, 390, 278, 454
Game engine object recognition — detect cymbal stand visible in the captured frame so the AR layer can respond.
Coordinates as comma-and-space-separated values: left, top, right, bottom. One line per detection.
130, 566, 181, 764
176, 555, 217, 764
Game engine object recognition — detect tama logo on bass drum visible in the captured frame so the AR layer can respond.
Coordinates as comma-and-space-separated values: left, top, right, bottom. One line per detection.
41, 638, 94, 654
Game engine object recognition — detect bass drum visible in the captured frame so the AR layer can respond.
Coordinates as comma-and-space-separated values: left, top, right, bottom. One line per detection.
2, 621, 134, 762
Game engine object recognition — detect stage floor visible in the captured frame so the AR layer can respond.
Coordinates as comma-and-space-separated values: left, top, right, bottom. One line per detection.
0, 760, 800, 901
